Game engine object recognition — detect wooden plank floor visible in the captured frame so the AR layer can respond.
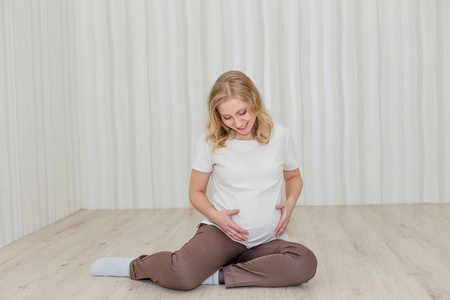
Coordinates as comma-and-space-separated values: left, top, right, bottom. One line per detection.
1, 204, 450, 300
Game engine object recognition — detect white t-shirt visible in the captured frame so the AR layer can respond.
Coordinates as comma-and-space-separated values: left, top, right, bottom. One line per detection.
191, 123, 299, 248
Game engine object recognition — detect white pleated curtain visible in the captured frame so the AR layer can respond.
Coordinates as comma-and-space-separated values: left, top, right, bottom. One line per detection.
1, 0, 449, 247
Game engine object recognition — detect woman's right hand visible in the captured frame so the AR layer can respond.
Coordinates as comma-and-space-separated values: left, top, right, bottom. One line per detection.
209, 209, 249, 242
189, 170, 248, 242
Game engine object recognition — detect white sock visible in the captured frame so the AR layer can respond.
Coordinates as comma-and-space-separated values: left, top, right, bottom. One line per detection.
91, 257, 135, 277
201, 268, 221, 285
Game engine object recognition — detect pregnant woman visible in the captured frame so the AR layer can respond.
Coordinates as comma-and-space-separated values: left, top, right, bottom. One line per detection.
91, 71, 317, 290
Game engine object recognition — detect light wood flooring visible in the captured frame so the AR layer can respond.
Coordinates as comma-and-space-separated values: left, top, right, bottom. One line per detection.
1, 204, 450, 299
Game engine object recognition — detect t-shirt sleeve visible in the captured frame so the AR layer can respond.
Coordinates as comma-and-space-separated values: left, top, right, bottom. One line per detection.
284, 127, 300, 171
191, 135, 214, 173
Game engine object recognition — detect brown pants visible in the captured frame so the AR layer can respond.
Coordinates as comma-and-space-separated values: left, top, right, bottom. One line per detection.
130, 224, 317, 291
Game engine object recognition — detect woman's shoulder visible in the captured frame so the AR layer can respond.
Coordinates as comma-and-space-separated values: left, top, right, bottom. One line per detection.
194, 132, 214, 148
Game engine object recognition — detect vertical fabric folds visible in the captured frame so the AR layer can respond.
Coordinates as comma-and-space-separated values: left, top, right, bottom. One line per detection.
0, 0, 449, 248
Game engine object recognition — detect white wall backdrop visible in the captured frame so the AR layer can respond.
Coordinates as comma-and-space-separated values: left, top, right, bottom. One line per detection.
74, 0, 450, 209
1, 0, 80, 247
1, 0, 449, 247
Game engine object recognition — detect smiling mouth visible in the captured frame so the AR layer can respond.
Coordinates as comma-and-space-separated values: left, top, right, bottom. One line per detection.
236, 122, 249, 131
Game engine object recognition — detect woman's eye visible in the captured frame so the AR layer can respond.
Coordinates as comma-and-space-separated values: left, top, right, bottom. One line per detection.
239, 110, 247, 115
223, 116, 231, 120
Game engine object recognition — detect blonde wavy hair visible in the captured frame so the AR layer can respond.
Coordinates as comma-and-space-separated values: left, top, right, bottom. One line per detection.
206, 71, 273, 152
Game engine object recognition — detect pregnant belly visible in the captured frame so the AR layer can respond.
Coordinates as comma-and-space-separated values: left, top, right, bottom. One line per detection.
231, 208, 281, 247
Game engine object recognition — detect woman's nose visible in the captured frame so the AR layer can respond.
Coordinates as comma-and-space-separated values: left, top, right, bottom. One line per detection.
234, 118, 244, 127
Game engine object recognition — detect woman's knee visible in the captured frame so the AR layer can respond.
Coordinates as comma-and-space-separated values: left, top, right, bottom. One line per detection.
286, 243, 318, 284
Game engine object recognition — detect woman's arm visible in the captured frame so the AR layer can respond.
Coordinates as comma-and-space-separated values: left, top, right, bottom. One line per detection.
275, 168, 303, 237
189, 169, 249, 241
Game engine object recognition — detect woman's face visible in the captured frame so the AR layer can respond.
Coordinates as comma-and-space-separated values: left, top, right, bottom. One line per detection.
217, 98, 256, 140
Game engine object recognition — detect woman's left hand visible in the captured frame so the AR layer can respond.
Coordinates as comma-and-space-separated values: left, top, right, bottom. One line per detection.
275, 201, 295, 238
